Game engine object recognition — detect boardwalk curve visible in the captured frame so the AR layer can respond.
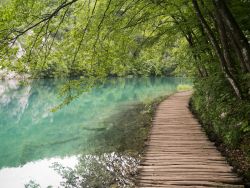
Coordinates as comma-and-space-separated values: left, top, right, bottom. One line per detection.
137, 91, 244, 188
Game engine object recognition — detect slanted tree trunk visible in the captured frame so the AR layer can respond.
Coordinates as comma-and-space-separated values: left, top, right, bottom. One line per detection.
213, 0, 250, 72
186, 32, 209, 77
171, 15, 208, 77
228, 30, 248, 73
214, 4, 236, 76
192, 0, 243, 99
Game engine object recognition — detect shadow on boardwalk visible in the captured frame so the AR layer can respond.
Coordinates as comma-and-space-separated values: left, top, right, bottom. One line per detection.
136, 91, 244, 188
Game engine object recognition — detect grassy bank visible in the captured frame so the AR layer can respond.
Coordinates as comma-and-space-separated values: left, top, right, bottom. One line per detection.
190, 88, 250, 185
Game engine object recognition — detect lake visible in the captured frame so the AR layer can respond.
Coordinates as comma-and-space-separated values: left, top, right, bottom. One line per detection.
0, 77, 191, 187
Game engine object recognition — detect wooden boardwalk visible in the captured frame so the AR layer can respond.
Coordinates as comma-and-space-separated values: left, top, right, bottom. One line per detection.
136, 91, 244, 188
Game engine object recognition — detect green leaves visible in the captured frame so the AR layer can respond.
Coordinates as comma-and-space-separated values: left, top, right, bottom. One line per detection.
0, 0, 191, 78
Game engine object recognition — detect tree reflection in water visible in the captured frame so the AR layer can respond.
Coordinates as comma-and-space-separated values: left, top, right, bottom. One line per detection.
52, 152, 139, 188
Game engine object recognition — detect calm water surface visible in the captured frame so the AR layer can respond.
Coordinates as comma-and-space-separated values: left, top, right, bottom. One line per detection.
0, 77, 191, 187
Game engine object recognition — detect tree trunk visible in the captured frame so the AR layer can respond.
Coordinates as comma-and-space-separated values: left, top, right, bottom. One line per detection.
171, 15, 208, 77
214, 0, 250, 72
214, 5, 236, 75
192, 0, 242, 99
228, 29, 248, 73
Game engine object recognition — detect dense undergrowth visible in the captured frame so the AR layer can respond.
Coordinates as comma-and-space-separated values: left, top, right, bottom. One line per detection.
190, 76, 250, 183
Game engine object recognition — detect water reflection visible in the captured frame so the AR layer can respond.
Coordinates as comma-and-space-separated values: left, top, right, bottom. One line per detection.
0, 77, 191, 187
52, 152, 139, 188
0, 156, 78, 188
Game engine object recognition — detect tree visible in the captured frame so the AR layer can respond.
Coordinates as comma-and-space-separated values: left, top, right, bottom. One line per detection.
0, 0, 249, 182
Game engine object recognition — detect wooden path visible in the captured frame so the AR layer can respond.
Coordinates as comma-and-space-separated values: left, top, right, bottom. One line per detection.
136, 91, 244, 188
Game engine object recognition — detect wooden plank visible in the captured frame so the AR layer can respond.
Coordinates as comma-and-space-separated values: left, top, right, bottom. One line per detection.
136, 91, 244, 187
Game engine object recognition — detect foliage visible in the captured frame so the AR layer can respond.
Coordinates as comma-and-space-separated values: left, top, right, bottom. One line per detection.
177, 84, 193, 91
0, 0, 250, 183
0, 0, 180, 78
192, 75, 250, 148
191, 75, 250, 180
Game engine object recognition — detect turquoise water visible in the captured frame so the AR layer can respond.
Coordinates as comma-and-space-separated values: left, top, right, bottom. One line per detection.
0, 77, 191, 187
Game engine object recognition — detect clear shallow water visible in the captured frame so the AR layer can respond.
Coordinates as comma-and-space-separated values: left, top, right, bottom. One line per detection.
0, 77, 191, 187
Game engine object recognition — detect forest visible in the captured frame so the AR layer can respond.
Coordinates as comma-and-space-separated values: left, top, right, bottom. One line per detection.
0, 0, 250, 186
